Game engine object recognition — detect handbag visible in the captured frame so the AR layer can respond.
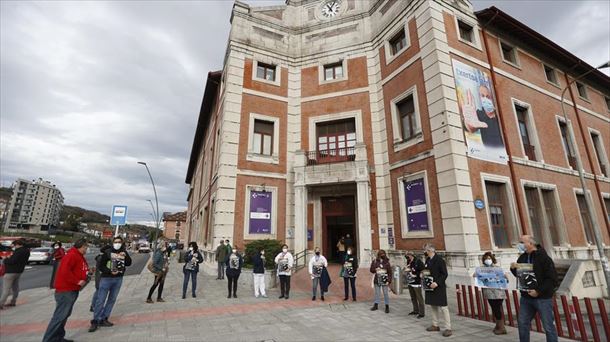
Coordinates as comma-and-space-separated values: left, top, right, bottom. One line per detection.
146, 259, 156, 274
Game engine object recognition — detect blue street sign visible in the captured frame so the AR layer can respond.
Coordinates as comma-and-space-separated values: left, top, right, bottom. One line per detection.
110, 205, 128, 225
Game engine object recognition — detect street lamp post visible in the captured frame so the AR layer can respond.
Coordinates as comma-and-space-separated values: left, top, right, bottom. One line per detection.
138, 161, 160, 251
560, 61, 610, 296
147, 199, 161, 240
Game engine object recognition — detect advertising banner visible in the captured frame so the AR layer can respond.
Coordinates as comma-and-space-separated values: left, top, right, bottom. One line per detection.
474, 266, 509, 289
249, 191, 272, 234
404, 178, 429, 232
452, 59, 508, 164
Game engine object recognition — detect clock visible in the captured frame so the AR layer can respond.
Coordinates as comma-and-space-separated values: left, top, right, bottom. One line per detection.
321, 0, 341, 18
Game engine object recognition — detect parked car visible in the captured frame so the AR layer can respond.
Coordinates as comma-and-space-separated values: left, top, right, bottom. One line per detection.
138, 243, 151, 253
28, 247, 54, 264
0, 244, 13, 259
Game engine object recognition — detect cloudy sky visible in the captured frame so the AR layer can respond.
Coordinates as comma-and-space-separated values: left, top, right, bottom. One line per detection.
1, 0, 608, 224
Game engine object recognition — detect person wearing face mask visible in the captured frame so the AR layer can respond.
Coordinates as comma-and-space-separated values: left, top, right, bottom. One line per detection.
49, 241, 66, 289
370, 249, 392, 313
90, 245, 110, 312
89, 236, 132, 333
510, 235, 558, 342
252, 248, 267, 298
215, 240, 227, 280
461, 85, 504, 149
405, 251, 425, 318
226, 246, 243, 298
475, 252, 508, 335
42, 239, 91, 342
146, 241, 170, 303
341, 247, 358, 301
274, 244, 294, 299
422, 243, 451, 337
308, 247, 328, 301
182, 242, 204, 299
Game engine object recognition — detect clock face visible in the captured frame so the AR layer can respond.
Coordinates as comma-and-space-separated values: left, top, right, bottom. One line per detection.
321, 0, 341, 18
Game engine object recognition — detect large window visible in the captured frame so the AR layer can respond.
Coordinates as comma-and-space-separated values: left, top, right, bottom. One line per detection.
524, 186, 563, 247
558, 120, 577, 169
576, 194, 594, 245
389, 29, 407, 55
397, 94, 417, 141
253, 119, 274, 156
485, 181, 516, 248
316, 119, 356, 158
590, 131, 608, 177
515, 104, 536, 161
256, 62, 276, 82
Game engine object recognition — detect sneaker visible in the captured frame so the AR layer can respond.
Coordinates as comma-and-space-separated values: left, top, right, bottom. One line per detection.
88, 322, 98, 333
146, 298, 154, 304
442, 330, 453, 337
426, 326, 440, 332
157, 298, 165, 302
99, 319, 114, 327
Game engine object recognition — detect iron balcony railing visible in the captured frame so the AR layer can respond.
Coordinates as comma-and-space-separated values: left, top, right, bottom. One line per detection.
306, 147, 356, 166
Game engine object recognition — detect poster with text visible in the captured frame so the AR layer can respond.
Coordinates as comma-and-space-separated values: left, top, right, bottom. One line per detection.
249, 191, 272, 234
404, 178, 429, 232
452, 59, 508, 164
474, 266, 508, 289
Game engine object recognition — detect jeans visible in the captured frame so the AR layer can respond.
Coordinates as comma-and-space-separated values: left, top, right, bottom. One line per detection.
312, 277, 322, 297
430, 305, 452, 330
374, 285, 389, 305
93, 277, 123, 322
217, 261, 225, 279
488, 299, 504, 321
279, 275, 290, 297
518, 296, 558, 342
42, 291, 79, 342
253, 273, 266, 297
408, 285, 425, 315
147, 273, 165, 300
182, 270, 197, 297
50, 260, 60, 289
343, 277, 356, 300
227, 274, 239, 295
0, 273, 21, 306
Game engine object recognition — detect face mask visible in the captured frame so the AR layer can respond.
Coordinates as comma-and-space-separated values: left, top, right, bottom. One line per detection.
54, 246, 59, 249
232, 249, 237, 254
517, 243, 526, 253
347, 251, 352, 255
161, 247, 167, 252
261, 251, 265, 255
481, 97, 495, 113
282, 248, 288, 253
189, 247, 194, 251
424, 251, 429, 257
379, 254, 385, 260
315, 251, 320, 256
484, 259, 493, 266
113, 243, 122, 250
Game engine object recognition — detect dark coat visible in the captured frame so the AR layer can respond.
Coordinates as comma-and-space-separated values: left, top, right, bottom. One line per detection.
370, 258, 392, 286
99, 245, 132, 278
183, 250, 204, 273
3, 246, 30, 273
510, 247, 558, 299
320, 267, 332, 293
252, 254, 265, 274
225, 253, 243, 277
424, 253, 448, 307
341, 254, 358, 278
151, 249, 167, 274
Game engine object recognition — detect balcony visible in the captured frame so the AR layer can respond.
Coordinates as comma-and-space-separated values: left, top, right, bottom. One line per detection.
523, 144, 536, 161
306, 147, 356, 165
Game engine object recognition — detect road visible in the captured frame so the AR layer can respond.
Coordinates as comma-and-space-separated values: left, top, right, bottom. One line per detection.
0, 248, 149, 291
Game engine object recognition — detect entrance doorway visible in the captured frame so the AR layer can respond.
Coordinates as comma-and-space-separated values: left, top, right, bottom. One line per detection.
321, 196, 356, 262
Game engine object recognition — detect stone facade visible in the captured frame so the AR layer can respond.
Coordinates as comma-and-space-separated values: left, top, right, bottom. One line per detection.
185, 0, 610, 294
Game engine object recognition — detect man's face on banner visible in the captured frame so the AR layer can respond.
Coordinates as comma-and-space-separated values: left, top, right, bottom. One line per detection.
479, 85, 495, 115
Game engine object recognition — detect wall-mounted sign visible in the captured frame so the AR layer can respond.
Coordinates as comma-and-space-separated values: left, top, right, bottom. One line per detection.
474, 199, 485, 210
110, 205, 128, 226
307, 229, 313, 241
387, 227, 395, 246
404, 178, 429, 232
249, 191, 272, 234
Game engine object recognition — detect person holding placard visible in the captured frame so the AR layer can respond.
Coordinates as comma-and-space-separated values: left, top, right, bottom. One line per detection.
422, 243, 451, 337
369, 249, 392, 313
405, 251, 425, 318
308, 247, 328, 301
477, 252, 507, 335
274, 244, 294, 299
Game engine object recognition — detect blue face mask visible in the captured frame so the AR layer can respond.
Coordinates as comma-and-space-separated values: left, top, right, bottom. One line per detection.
517, 243, 526, 253
481, 97, 495, 113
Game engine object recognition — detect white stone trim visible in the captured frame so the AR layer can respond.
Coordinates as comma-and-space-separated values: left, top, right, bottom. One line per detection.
389, 84, 424, 152
242, 88, 288, 103
307, 110, 363, 152
318, 58, 349, 85
243, 184, 278, 240
588, 127, 610, 176
498, 39, 521, 69
383, 20, 411, 65
247, 113, 280, 165
236, 169, 287, 180
453, 14, 482, 51
301, 86, 369, 103
252, 59, 281, 87
397, 171, 434, 239
480, 173, 521, 250
510, 98, 544, 163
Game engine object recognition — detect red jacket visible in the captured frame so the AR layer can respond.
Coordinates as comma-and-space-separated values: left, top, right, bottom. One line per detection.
54, 247, 89, 292
53, 247, 66, 261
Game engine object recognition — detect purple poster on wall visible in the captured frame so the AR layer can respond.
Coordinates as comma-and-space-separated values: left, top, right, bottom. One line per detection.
404, 178, 429, 232
249, 191, 272, 234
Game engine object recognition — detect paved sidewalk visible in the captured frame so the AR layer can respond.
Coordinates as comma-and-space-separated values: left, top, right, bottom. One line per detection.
0, 257, 568, 342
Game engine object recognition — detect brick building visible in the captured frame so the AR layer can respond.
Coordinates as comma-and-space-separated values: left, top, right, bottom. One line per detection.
185, 0, 610, 295
162, 211, 188, 242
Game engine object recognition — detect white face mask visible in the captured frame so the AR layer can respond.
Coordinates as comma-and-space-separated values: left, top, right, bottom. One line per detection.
232, 249, 237, 254
484, 259, 493, 266
189, 247, 193, 251
282, 248, 288, 253
347, 251, 352, 255
113, 243, 122, 250
261, 251, 265, 255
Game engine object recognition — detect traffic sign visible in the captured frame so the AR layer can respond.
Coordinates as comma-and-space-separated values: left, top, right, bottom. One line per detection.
110, 205, 128, 225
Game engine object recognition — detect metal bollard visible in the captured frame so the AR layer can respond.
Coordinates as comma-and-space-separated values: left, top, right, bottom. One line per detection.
392, 266, 403, 294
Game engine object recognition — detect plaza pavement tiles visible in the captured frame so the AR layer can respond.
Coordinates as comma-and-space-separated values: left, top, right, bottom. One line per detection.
0, 256, 569, 342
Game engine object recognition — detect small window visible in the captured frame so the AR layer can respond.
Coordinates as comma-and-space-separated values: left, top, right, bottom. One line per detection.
501, 42, 518, 65
458, 20, 474, 43
515, 105, 536, 161
590, 132, 608, 177
558, 120, 577, 169
543, 65, 558, 85
397, 94, 417, 141
253, 119, 274, 156
389, 29, 407, 55
324, 62, 343, 80
576, 194, 594, 245
605, 97, 610, 111
256, 62, 276, 82
576, 82, 588, 99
